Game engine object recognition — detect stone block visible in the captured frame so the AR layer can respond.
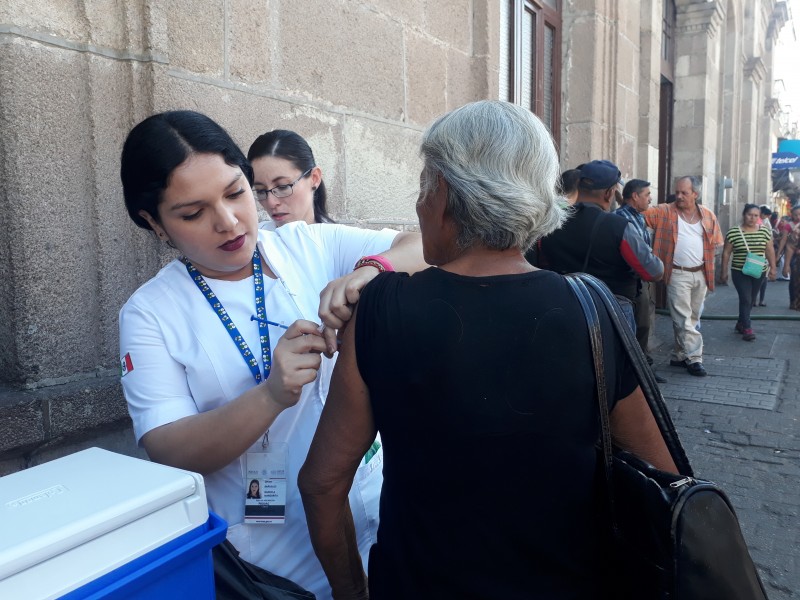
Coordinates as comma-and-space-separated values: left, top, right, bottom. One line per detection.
561, 121, 604, 168
364, 0, 424, 25
0, 456, 27, 477
277, 0, 404, 119
616, 37, 638, 92
0, 41, 105, 382
229, 0, 271, 83
446, 49, 483, 111
424, 0, 471, 53
406, 31, 447, 126
0, 1, 87, 43
0, 397, 44, 452
473, 0, 498, 59
343, 118, 422, 221
83, 0, 148, 52
27, 423, 148, 469
166, 0, 224, 75
47, 378, 130, 437
563, 19, 603, 123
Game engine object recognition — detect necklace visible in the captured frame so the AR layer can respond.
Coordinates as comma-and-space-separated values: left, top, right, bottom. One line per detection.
678, 209, 700, 225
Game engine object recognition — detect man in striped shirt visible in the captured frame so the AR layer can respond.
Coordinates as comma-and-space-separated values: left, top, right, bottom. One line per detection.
644, 176, 723, 377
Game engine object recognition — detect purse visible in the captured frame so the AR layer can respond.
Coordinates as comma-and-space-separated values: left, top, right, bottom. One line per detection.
213, 538, 316, 600
738, 227, 768, 278
565, 273, 769, 600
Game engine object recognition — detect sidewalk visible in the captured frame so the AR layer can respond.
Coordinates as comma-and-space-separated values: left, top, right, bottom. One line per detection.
649, 278, 800, 599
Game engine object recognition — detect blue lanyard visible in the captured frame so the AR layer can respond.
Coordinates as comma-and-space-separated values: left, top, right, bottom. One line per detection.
184, 251, 272, 384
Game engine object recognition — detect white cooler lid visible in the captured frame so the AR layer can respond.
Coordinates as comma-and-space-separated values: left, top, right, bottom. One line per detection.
0, 447, 206, 581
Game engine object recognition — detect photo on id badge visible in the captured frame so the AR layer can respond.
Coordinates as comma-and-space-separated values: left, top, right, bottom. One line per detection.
245, 446, 287, 524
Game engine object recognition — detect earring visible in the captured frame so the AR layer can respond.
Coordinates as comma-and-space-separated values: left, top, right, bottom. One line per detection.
311, 186, 317, 191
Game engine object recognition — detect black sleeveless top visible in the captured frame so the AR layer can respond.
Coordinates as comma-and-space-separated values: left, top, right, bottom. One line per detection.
355, 268, 637, 600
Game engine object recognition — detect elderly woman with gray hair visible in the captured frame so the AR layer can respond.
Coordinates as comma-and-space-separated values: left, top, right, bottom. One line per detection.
299, 101, 676, 600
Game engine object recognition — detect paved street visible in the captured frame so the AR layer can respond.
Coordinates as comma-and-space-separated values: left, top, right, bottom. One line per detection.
649, 278, 800, 599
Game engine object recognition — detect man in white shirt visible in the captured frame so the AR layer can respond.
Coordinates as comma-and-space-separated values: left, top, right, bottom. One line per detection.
644, 176, 723, 376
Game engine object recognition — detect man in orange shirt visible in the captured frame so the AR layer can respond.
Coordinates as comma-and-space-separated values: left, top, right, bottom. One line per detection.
644, 176, 723, 376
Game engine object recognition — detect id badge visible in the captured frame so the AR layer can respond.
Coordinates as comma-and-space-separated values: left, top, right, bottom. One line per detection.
244, 444, 287, 525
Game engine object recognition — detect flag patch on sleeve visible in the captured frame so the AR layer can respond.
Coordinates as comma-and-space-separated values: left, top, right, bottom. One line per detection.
120, 353, 134, 377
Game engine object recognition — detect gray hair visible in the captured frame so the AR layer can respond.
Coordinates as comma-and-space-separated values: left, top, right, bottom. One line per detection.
419, 101, 566, 251
678, 175, 702, 202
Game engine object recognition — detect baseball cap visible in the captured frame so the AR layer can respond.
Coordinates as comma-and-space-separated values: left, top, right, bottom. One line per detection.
577, 160, 623, 190
622, 178, 651, 199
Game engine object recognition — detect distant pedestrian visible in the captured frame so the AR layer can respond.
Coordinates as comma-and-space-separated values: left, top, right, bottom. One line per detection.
615, 178, 656, 360
559, 168, 581, 204
644, 176, 723, 376
756, 206, 773, 306
719, 204, 776, 341
783, 206, 800, 309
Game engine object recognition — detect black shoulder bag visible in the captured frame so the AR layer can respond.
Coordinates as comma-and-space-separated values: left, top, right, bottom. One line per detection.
565, 273, 769, 600
213, 539, 316, 600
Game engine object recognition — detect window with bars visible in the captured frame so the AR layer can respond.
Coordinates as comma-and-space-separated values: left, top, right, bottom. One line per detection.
499, 0, 562, 145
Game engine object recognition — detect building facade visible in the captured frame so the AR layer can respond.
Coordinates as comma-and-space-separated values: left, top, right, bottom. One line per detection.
0, 1, 789, 467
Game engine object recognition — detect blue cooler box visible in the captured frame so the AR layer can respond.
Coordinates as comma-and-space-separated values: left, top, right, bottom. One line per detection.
0, 448, 227, 599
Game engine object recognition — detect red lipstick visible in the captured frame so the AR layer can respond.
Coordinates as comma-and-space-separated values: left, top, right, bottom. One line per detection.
220, 235, 245, 252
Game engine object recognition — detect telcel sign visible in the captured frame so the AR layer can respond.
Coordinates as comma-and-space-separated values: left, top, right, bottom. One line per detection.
773, 140, 800, 170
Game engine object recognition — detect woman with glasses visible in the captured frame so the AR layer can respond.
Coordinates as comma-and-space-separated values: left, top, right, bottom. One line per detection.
299, 101, 677, 599
119, 110, 424, 599
248, 129, 334, 227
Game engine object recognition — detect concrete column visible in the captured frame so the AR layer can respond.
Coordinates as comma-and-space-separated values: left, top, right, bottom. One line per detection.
671, 0, 725, 201
561, 0, 642, 174
636, 0, 664, 193
737, 57, 767, 209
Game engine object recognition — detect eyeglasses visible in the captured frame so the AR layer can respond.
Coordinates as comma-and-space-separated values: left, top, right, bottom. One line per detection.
253, 168, 312, 201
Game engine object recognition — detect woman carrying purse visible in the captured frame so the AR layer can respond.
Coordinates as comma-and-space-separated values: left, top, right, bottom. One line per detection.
720, 204, 776, 341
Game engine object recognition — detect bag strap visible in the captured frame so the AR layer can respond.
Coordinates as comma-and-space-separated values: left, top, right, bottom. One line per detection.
565, 274, 693, 476
581, 208, 606, 272
738, 226, 752, 253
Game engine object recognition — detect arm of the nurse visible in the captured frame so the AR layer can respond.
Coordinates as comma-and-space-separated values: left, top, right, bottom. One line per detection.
143, 321, 326, 475
299, 310, 374, 600
378, 231, 426, 274
318, 231, 425, 352
610, 386, 678, 474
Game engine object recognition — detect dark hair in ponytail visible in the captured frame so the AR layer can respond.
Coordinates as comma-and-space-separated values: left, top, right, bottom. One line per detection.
247, 130, 334, 223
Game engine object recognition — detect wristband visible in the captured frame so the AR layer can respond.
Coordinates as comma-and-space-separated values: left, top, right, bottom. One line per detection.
354, 255, 395, 273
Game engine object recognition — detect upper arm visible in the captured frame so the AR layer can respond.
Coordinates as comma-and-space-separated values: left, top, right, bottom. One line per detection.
299, 307, 376, 497
610, 387, 678, 474
325, 225, 399, 279
119, 302, 198, 445
620, 224, 663, 281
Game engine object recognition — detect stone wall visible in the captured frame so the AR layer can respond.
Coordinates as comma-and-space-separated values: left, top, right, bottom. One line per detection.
0, 0, 786, 474
0, 0, 490, 473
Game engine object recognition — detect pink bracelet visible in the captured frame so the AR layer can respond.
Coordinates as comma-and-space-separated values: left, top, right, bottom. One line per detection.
354, 255, 395, 273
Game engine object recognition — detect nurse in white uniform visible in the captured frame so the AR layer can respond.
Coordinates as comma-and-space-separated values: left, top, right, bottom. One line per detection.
118, 110, 424, 599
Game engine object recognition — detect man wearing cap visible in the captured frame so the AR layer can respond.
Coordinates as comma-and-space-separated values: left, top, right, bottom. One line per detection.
615, 179, 658, 366
644, 176, 723, 377
536, 160, 663, 331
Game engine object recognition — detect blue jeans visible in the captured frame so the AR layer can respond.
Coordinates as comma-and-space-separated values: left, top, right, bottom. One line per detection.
731, 269, 763, 329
